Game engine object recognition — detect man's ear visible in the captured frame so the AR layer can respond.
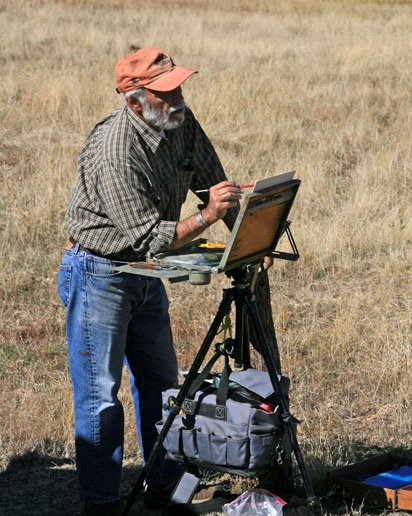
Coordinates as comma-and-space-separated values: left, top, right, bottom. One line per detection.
126, 96, 143, 116
126, 94, 138, 105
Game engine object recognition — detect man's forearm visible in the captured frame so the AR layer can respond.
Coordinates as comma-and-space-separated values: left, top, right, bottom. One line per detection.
170, 211, 209, 249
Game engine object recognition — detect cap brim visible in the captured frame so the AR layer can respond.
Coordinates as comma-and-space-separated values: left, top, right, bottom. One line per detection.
145, 66, 198, 92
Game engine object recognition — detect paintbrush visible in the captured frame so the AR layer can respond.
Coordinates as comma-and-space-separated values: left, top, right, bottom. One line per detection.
194, 183, 254, 194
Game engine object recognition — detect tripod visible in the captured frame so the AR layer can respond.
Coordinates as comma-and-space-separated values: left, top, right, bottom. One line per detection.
121, 263, 318, 515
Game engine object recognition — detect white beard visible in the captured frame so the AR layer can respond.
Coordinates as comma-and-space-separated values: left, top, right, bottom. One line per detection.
140, 99, 186, 131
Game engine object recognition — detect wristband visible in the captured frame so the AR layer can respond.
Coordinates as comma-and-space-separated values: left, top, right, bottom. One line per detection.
196, 211, 210, 229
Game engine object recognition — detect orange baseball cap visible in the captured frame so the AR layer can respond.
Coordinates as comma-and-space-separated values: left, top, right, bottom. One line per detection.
115, 47, 198, 93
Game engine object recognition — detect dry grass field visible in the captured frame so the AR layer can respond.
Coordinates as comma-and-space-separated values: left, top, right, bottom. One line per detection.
1, 0, 411, 514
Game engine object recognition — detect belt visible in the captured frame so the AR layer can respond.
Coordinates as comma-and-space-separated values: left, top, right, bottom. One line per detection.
66, 237, 142, 262
66, 237, 118, 260
66, 236, 91, 253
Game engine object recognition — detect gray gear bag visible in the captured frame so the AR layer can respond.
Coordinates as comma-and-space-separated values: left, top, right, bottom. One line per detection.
156, 355, 292, 475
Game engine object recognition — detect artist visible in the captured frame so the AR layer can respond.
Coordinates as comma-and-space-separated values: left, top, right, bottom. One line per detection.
58, 47, 273, 516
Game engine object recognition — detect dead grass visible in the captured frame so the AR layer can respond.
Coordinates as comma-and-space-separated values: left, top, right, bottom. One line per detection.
1, 0, 411, 514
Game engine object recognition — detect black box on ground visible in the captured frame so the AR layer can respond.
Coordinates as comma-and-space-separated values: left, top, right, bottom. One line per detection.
330, 453, 412, 510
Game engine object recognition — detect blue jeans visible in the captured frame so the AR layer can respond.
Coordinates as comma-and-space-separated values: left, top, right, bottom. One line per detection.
58, 244, 181, 503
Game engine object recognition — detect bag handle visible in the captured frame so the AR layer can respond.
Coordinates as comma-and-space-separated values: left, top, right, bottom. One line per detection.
186, 348, 224, 400
185, 348, 232, 410
215, 353, 230, 407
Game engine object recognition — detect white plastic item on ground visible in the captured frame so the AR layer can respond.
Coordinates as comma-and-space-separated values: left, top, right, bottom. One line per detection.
223, 488, 287, 516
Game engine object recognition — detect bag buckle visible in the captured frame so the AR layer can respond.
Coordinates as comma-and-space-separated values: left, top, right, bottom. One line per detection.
183, 399, 195, 414
215, 405, 226, 420
275, 443, 284, 465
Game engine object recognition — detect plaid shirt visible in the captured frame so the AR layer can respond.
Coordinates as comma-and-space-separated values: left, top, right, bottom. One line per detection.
66, 104, 236, 261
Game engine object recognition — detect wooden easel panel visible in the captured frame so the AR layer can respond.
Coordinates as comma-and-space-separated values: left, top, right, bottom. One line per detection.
225, 203, 285, 264
220, 181, 300, 271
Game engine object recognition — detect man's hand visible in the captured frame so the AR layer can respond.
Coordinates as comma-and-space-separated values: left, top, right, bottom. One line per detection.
262, 255, 274, 270
201, 181, 243, 225
171, 180, 243, 249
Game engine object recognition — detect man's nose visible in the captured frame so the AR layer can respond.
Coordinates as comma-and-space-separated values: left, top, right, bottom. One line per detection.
168, 86, 184, 104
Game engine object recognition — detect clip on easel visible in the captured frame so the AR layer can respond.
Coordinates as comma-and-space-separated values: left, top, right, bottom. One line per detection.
119, 172, 319, 515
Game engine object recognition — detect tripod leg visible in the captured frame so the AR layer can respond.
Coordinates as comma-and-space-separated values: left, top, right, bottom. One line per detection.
244, 292, 318, 507
120, 288, 234, 516
233, 295, 251, 369
251, 269, 282, 372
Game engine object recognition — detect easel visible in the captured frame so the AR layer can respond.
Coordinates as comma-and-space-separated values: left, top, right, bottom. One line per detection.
118, 175, 319, 514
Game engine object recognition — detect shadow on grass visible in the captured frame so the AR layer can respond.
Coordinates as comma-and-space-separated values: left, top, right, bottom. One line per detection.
0, 450, 144, 516
1, 442, 410, 516
0, 450, 79, 516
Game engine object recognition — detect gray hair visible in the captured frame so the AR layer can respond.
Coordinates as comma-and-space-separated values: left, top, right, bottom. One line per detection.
124, 89, 145, 102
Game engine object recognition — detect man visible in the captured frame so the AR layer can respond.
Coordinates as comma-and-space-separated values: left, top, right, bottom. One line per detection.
58, 47, 248, 516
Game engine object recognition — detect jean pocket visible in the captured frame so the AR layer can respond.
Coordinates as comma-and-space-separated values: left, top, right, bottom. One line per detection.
58, 265, 72, 307
85, 255, 120, 277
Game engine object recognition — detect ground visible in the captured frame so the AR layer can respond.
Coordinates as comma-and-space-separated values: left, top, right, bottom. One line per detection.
0, 453, 227, 516
1, 451, 411, 516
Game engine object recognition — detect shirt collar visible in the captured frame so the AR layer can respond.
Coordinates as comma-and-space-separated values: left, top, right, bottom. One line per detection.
125, 104, 163, 153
